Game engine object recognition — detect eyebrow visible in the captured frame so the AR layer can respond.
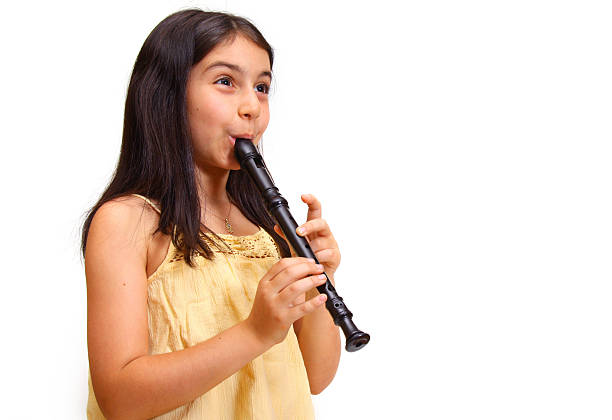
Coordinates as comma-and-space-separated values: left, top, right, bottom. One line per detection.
204, 61, 272, 80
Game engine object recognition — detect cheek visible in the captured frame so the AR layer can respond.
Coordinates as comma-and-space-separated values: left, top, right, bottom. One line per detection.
189, 98, 229, 133
259, 105, 271, 132
187, 100, 227, 161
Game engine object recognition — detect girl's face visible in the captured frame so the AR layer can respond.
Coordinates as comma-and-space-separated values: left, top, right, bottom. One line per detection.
186, 34, 271, 172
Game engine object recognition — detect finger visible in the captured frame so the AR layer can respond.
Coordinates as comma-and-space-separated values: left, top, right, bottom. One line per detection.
291, 293, 327, 318
264, 257, 315, 283
289, 292, 306, 308
301, 194, 322, 221
313, 248, 339, 264
278, 273, 328, 305
307, 236, 338, 254
296, 218, 331, 238
268, 260, 325, 293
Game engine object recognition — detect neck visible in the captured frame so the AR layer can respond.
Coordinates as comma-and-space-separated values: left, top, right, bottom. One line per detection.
194, 165, 231, 206
195, 167, 235, 234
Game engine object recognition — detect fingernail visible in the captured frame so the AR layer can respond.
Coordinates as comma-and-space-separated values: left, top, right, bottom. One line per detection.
319, 295, 327, 303
316, 264, 324, 270
318, 274, 326, 280
297, 227, 306, 235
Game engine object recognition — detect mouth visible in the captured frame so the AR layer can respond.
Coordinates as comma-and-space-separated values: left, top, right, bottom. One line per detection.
229, 134, 255, 146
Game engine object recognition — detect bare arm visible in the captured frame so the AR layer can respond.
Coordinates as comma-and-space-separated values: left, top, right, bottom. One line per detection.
294, 276, 341, 395
86, 199, 269, 419
280, 193, 343, 395
98, 322, 268, 420
86, 197, 326, 419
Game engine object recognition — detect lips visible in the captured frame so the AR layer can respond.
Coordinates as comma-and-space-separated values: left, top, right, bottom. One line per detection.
229, 134, 255, 146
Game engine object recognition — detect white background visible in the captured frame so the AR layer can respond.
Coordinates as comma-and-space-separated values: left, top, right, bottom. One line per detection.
1, 0, 611, 419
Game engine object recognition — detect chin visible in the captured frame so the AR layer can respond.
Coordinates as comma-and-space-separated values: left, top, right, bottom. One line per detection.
227, 159, 242, 171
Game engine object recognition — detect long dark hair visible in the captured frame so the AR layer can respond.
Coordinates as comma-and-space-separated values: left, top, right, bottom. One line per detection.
80, 9, 290, 266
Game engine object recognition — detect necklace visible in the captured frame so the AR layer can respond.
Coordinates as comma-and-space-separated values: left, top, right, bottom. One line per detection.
205, 200, 233, 234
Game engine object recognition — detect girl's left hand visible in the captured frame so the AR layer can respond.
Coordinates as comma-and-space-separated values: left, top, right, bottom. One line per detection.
273, 194, 341, 280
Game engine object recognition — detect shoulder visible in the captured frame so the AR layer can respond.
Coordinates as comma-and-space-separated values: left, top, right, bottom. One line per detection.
96, 195, 160, 218
91, 195, 160, 233
86, 195, 160, 260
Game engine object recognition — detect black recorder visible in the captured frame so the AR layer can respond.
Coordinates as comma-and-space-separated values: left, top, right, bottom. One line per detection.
234, 138, 370, 352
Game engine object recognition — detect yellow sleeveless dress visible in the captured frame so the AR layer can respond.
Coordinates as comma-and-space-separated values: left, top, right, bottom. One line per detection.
87, 195, 314, 419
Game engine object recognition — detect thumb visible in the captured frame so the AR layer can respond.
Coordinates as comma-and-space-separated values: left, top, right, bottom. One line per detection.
274, 225, 297, 257
275, 224, 297, 257
273, 224, 285, 239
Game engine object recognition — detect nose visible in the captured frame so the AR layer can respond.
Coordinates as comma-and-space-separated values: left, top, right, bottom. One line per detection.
238, 89, 261, 120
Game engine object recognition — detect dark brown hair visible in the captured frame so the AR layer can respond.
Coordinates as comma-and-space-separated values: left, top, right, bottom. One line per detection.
81, 9, 290, 266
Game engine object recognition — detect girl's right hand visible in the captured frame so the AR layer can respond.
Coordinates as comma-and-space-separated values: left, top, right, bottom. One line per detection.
245, 257, 328, 347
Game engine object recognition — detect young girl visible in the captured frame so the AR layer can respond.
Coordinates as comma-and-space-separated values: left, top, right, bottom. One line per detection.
82, 9, 341, 420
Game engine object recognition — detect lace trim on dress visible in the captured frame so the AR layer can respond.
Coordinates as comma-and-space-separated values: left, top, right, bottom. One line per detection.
128, 194, 281, 263
167, 228, 280, 263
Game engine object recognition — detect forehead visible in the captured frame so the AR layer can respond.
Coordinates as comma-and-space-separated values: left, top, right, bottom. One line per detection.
197, 34, 271, 74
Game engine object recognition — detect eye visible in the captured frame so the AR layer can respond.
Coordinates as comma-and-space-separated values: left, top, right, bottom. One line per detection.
255, 83, 270, 94
214, 77, 233, 87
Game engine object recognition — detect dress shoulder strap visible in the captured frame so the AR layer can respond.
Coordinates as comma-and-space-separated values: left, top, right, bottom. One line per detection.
131, 194, 161, 215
